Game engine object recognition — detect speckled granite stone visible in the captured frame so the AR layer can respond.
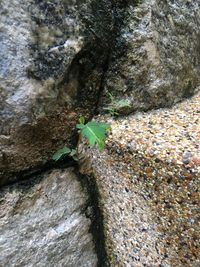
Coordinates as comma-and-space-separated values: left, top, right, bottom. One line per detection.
101, 0, 200, 112
79, 91, 200, 266
1, 0, 200, 186
0, 168, 97, 267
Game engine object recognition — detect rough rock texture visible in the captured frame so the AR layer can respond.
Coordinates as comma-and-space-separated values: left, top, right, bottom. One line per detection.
79, 92, 200, 266
101, 0, 200, 112
1, 0, 200, 184
0, 167, 97, 267
0, 0, 114, 184
1, 1, 200, 266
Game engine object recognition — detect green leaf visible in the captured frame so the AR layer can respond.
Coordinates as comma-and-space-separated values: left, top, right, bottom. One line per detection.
76, 123, 85, 129
103, 106, 119, 116
96, 122, 111, 130
77, 121, 111, 150
70, 149, 77, 157
107, 92, 114, 102
52, 146, 71, 161
72, 155, 79, 161
103, 107, 113, 111
116, 99, 131, 108
79, 115, 85, 124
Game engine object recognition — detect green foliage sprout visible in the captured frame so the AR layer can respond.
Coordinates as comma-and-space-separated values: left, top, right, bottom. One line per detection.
76, 117, 111, 150
103, 92, 131, 116
52, 116, 111, 161
52, 146, 78, 161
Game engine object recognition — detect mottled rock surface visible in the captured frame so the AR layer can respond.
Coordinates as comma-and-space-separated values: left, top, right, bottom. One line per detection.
79, 92, 200, 266
0, 0, 114, 184
0, 167, 97, 267
2, 1, 200, 266
101, 0, 200, 112
1, 0, 200, 185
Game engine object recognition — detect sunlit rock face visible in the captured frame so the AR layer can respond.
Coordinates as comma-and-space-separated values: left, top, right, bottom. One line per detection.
0, 168, 98, 267
101, 0, 200, 112
79, 92, 200, 266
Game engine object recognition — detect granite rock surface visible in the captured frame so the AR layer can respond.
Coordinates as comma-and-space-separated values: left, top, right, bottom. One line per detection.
0, 0, 114, 184
101, 0, 200, 112
79, 92, 200, 266
1, 1, 200, 266
0, 167, 97, 267
1, 0, 200, 185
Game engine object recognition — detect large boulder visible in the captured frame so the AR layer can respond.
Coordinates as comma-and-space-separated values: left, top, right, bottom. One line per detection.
0, 167, 98, 267
0, 0, 114, 184
101, 0, 200, 112
79, 92, 200, 266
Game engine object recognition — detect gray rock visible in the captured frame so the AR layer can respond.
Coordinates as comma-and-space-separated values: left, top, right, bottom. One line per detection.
0, 0, 114, 184
1, 0, 200, 184
0, 168, 97, 267
101, 0, 200, 112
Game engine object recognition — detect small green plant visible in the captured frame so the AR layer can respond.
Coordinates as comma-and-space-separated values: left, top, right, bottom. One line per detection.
103, 92, 131, 116
52, 146, 78, 161
76, 116, 111, 150
52, 116, 111, 161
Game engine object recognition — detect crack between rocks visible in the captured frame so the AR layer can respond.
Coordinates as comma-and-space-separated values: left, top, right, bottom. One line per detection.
76, 171, 109, 267
0, 157, 77, 189
94, 49, 112, 116
94, 0, 133, 115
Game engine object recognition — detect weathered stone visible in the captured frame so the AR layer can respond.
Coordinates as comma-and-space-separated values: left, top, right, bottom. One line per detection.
0, 0, 114, 184
79, 92, 200, 266
1, 0, 200, 184
1, 1, 200, 266
0, 168, 97, 267
101, 0, 200, 112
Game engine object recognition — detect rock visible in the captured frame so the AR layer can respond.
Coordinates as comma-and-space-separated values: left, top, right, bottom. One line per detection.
79, 92, 200, 266
0, 0, 114, 184
0, 0, 200, 184
1, 0, 200, 185
0, 168, 97, 267
101, 0, 200, 112
2, 1, 200, 265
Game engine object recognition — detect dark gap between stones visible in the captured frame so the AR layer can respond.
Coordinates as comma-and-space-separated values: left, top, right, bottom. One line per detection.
76, 171, 109, 267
